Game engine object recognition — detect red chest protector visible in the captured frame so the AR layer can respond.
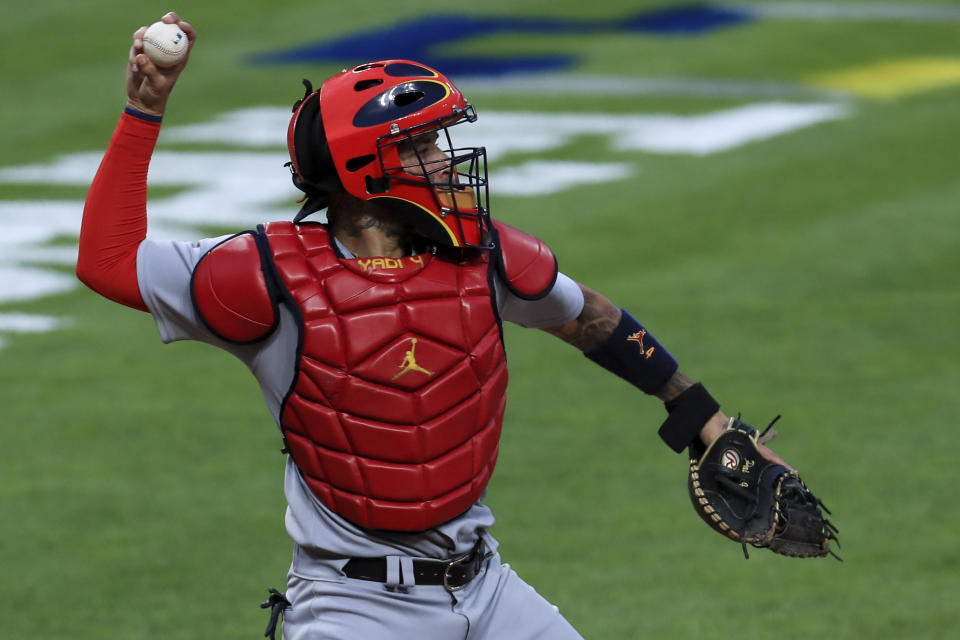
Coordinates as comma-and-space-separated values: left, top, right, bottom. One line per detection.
191, 220, 557, 531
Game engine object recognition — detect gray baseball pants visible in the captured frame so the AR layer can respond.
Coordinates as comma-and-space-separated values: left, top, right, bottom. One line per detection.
282, 552, 584, 639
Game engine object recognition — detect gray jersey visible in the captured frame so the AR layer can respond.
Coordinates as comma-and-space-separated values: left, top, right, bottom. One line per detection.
136, 232, 584, 578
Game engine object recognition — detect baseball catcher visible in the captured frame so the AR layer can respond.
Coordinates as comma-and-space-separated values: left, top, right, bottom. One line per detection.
75, 11, 840, 639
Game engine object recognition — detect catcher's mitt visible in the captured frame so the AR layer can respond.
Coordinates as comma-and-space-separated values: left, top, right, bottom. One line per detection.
688, 417, 840, 560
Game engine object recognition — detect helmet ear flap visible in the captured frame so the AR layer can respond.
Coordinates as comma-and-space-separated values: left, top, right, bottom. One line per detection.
286, 81, 344, 222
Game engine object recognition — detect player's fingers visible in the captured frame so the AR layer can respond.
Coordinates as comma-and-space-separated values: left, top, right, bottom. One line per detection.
130, 26, 148, 67
177, 19, 197, 43
758, 442, 794, 471
132, 25, 148, 47
133, 52, 161, 80
129, 31, 144, 73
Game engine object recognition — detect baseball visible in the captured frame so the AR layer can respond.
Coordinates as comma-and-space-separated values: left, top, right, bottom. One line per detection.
142, 21, 188, 68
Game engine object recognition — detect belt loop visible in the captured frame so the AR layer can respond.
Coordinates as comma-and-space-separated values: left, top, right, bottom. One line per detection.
385, 556, 401, 591
399, 556, 415, 592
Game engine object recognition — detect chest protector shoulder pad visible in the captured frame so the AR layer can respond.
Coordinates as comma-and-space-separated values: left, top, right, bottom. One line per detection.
191, 231, 278, 343
492, 220, 558, 300
262, 222, 507, 532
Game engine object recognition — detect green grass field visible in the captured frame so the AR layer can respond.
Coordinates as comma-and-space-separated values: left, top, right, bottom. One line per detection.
2, 1, 959, 638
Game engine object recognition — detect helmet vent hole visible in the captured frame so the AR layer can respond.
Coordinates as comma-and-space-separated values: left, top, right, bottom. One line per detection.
354, 79, 383, 91
384, 62, 434, 78
353, 63, 384, 72
394, 91, 424, 107
345, 155, 376, 172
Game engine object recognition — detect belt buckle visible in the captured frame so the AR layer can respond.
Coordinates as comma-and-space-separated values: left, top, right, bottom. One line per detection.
442, 540, 485, 592
442, 557, 467, 592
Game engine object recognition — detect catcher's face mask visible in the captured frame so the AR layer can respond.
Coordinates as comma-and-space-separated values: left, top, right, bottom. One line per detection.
288, 60, 492, 249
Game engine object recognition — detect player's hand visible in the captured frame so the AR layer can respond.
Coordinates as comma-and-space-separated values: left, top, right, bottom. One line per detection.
699, 411, 794, 470
126, 12, 196, 117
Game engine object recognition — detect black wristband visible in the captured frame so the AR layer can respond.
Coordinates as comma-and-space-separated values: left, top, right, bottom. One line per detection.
658, 383, 720, 453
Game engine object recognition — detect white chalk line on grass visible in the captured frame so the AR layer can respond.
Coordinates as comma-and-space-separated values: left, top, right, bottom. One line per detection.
0, 101, 849, 344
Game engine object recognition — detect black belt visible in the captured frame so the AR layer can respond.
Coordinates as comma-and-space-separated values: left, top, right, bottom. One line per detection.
342, 541, 487, 591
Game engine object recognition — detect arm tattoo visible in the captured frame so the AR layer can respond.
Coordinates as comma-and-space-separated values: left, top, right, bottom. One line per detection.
653, 370, 693, 403
543, 284, 621, 352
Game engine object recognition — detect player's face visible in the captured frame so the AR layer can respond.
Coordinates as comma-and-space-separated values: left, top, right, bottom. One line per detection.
397, 131, 454, 186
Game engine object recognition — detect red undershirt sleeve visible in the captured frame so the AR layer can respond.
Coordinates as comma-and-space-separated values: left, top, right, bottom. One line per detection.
76, 109, 163, 312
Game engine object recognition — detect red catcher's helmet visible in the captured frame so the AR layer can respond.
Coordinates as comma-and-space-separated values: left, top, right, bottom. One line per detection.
287, 60, 492, 249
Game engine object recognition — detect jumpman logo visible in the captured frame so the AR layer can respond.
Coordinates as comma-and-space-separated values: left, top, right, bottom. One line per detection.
391, 338, 435, 381
626, 329, 655, 360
